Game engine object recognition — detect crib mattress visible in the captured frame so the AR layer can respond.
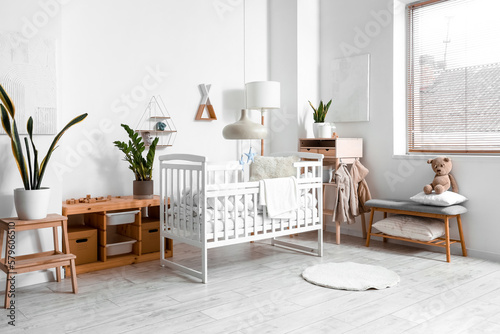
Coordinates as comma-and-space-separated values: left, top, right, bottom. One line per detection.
167, 208, 319, 239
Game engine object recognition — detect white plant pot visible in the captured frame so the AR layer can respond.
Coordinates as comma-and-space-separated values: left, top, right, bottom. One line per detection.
14, 188, 51, 220
313, 122, 332, 138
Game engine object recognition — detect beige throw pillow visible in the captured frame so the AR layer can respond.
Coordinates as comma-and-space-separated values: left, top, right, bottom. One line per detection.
249, 156, 300, 181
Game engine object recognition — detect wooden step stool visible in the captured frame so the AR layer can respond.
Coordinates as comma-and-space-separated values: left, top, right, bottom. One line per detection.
0, 214, 78, 308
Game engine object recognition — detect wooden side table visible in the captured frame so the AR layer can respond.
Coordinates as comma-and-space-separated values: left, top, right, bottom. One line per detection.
0, 214, 78, 308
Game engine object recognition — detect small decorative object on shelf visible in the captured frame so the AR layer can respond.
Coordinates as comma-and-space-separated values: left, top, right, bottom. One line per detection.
65, 195, 112, 204
140, 131, 154, 146
195, 83, 217, 120
135, 95, 177, 147
155, 121, 166, 131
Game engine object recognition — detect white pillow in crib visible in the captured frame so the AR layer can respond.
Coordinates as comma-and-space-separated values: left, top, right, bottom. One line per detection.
372, 214, 445, 242
250, 156, 300, 181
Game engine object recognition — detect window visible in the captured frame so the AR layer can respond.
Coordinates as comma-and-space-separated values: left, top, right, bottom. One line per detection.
407, 0, 500, 153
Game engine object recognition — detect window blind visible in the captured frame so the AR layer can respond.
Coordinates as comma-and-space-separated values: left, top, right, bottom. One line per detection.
407, 0, 500, 153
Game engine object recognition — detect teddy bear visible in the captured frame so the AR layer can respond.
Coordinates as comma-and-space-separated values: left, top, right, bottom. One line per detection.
423, 156, 458, 194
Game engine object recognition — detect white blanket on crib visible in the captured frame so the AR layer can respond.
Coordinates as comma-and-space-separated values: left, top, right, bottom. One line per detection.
260, 177, 298, 218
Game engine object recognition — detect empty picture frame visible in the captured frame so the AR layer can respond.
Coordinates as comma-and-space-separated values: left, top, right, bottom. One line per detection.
329, 54, 370, 122
0, 32, 57, 134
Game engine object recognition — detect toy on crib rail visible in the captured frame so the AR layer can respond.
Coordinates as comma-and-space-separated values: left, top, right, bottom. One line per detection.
65, 195, 112, 204
423, 156, 458, 195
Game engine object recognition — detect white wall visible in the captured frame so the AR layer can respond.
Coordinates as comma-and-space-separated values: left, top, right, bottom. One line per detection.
0, 0, 250, 287
268, 0, 319, 154
59, 0, 245, 199
0, 0, 65, 286
319, 0, 500, 261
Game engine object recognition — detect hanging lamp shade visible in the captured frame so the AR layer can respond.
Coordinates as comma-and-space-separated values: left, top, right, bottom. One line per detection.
245, 81, 281, 109
222, 109, 267, 140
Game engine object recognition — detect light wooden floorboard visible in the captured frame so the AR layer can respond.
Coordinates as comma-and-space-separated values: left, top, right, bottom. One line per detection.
1, 232, 500, 333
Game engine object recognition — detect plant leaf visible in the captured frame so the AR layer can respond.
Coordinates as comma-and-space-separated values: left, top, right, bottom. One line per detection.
37, 113, 88, 188
0, 83, 15, 118
1, 104, 12, 138
24, 137, 33, 189
325, 99, 332, 111
308, 100, 317, 113
28, 117, 39, 189
12, 121, 30, 189
2, 100, 30, 189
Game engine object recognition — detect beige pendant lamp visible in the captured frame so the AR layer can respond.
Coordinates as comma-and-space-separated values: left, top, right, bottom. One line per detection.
222, 109, 267, 140
222, 81, 280, 155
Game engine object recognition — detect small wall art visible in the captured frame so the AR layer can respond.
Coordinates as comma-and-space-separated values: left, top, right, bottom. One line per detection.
195, 83, 217, 120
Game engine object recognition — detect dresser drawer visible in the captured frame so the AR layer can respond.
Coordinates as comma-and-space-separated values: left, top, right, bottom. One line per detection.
300, 148, 318, 153
318, 148, 336, 157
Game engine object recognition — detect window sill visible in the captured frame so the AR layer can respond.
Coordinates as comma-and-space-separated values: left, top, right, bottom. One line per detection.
392, 153, 500, 162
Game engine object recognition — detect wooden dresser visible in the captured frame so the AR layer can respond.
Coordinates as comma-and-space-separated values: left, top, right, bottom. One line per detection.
62, 196, 172, 275
299, 138, 363, 169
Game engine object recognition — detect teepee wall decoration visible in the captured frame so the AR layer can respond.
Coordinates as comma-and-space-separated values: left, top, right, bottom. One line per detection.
135, 96, 177, 148
195, 83, 217, 120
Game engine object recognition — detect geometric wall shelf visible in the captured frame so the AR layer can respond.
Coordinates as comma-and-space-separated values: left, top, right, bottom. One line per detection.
135, 96, 177, 148
195, 83, 217, 121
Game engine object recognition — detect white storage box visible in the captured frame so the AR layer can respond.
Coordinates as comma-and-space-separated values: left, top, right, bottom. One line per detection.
106, 234, 137, 256
106, 210, 140, 226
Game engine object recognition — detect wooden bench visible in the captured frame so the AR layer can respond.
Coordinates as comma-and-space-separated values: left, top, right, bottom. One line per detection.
365, 199, 467, 262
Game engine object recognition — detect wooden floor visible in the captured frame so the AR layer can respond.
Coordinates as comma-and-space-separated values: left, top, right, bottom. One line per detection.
2, 232, 500, 333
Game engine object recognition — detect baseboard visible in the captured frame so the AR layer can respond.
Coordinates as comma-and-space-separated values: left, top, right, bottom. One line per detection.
0, 269, 57, 293
466, 249, 500, 262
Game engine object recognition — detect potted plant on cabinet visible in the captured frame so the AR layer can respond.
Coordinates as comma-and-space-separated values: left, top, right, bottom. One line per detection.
0, 83, 88, 220
309, 99, 334, 138
113, 124, 159, 199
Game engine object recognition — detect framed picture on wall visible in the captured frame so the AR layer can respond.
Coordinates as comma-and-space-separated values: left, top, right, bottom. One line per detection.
329, 53, 370, 122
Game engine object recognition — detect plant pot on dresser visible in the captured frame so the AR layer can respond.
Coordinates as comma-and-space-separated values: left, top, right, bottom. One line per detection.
133, 180, 154, 199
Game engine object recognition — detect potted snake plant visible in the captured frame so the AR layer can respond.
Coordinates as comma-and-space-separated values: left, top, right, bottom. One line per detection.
309, 99, 334, 138
113, 124, 159, 199
0, 83, 88, 220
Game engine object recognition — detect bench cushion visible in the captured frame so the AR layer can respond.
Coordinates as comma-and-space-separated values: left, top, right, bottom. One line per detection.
365, 199, 467, 216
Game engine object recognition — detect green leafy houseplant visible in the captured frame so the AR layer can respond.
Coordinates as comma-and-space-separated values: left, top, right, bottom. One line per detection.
309, 99, 332, 123
0, 83, 88, 190
113, 124, 159, 181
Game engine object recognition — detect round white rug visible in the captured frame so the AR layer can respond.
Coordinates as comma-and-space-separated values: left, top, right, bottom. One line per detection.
302, 262, 400, 291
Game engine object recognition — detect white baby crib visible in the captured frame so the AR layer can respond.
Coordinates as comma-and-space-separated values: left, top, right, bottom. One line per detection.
159, 152, 324, 283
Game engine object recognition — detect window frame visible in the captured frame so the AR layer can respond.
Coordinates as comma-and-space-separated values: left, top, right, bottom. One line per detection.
404, 0, 500, 155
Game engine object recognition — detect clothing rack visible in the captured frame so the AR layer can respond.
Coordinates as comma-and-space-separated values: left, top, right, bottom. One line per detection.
324, 158, 369, 245
298, 138, 365, 244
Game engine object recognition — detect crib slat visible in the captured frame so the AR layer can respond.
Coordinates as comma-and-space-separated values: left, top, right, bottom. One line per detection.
233, 195, 238, 240
243, 193, 248, 238
177, 169, 182, 237
223, 195, 229, 241
174, 168, 179, 234
188, 170, 192, 240
195, 170, 200, 241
